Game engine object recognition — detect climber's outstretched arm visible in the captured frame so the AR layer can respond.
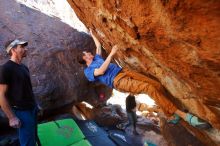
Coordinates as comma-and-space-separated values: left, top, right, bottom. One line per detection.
90, 29, 102, 56
94, 45, 119, 76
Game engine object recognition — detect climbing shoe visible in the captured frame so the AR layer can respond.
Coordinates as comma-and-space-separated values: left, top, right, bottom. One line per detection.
168, 114, 180, 124
185, 113, 212, 129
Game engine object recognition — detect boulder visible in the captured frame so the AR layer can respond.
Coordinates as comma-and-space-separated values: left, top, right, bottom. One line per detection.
67, 0, 220, 144
0, 0, 112, 124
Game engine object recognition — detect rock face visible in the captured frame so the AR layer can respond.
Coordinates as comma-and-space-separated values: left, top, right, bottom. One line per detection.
0, 0, 112, 116
67, 0, 220, 145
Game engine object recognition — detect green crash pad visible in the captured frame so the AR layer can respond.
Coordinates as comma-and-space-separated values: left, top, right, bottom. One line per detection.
70, 140, 92, 146
38, 118, 90, 146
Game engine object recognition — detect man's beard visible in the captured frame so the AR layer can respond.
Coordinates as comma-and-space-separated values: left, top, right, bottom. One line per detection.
22, 52, 27, 57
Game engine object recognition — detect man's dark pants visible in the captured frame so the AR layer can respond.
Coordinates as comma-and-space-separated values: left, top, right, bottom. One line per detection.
13, 107, 37, 146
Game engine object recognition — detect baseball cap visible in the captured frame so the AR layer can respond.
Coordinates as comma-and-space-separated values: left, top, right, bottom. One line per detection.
6, 39, 28, 54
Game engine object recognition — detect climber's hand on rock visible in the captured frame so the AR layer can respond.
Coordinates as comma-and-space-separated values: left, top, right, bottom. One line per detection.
111, 45, 119, 56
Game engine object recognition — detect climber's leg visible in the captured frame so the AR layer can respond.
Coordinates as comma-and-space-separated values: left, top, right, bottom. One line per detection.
175, 109, 188, 120
113, 70, 177, 117
113, 70, 211, 129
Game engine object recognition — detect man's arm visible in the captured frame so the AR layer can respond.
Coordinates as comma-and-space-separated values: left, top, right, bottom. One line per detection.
94, 45, 119, 76
90, 29, 102, 55
0, 84, 21, 128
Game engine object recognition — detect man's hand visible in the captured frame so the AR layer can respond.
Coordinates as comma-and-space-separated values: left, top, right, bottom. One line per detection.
9, 116, 21, 128
110, 45, 119, 56
89, 28, 102, 55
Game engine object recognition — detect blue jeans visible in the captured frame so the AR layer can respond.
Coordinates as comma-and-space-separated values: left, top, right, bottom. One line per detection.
127, 111, 137, 126
13, 107, 37, 146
